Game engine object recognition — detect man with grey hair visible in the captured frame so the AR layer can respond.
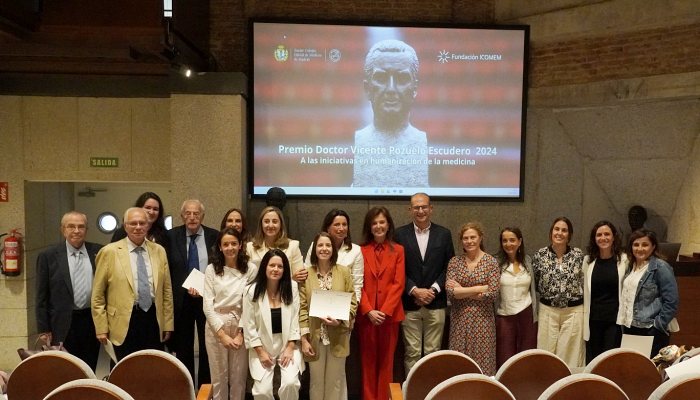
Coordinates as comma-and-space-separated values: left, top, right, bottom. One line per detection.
166, 199, 218, 388
36, 211, 103, 370
353, 39, 429, 187
92, 207, 174, 360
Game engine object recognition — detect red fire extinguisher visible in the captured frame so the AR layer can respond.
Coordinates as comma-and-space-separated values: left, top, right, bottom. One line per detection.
1, 229, 22, 276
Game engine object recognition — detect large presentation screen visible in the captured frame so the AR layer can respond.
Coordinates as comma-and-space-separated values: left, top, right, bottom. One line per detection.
250, 20, 528, 199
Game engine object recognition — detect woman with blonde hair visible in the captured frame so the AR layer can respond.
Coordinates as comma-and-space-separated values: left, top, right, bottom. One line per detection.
246, 206, 305, 281
446, 222, 500, 375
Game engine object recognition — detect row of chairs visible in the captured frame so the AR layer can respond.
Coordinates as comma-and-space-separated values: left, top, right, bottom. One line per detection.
391, 348, 700, 400
4, 349, 212, 400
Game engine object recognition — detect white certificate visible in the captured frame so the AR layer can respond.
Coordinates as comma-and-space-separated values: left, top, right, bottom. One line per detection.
182, 269, 205, 295
665, 352, 700, 379
309, 289, 352, 321
620, 334, 654, 357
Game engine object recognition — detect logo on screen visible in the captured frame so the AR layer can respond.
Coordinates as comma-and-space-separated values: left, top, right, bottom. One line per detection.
328, 48, 341, 63
274, 45, 289, 62
438, 50, 450, 63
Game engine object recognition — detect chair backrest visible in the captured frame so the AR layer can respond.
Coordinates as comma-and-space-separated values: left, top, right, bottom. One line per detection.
537, 373, 629, 400
44, 379, 135, 400
108, 349, 195, 400
425, 373, 515, 400
6, 350, 96, 400
647, 373, 700, 400
495, 349, 571, 400
402, 350, 482, 400
584, 348, 661, 400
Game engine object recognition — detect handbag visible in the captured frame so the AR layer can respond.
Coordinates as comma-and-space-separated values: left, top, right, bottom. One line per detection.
17, 336, 67, 360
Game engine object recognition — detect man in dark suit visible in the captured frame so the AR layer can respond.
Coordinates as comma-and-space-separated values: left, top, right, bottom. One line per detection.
394, 193, 455, 374
166, 199, 217, 387
36, 211, 103, 370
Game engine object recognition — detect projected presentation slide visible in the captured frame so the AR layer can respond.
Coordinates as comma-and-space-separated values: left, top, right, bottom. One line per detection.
251, 21, 528, 199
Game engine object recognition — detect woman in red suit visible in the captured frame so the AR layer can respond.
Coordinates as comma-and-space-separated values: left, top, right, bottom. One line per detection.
358, 206, 405, 400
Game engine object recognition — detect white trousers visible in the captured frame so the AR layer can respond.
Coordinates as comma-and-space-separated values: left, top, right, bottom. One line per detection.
204, 312, 248, 400
537, 303, 585, 368
252, 334, 300, 400
308, 343, 347, 400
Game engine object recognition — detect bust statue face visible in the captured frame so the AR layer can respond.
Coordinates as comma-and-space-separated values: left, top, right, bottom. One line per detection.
365, 51, 418, 124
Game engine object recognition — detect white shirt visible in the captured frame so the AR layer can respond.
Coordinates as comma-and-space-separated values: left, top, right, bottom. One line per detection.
414, 223, 431, 260
617, 263, 649, 328
202, 262, 258, 333
496, 262, 533, 316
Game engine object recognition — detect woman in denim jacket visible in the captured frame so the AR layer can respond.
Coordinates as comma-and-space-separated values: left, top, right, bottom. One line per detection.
617, 229, 679, 358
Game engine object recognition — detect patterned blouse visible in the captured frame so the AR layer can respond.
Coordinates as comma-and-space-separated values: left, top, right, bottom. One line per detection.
317, 270, 333, 345
532, 246, 584, 308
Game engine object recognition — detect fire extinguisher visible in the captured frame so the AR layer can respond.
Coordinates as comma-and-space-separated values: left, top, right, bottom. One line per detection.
1, 229, 22, 276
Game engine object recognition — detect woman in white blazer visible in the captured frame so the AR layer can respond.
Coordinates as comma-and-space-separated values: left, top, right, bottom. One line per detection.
583, 220, 627, 364
243, 249, 304, 400
246, 206, 305, 281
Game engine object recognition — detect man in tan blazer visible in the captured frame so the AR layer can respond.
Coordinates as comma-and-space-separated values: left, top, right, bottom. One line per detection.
92, 207, 174, 361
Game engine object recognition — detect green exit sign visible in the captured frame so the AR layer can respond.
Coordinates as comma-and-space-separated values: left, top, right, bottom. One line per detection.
90, 157, 119, 168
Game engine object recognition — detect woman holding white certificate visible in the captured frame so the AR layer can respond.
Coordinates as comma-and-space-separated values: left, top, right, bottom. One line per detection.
299, 232, 357, 400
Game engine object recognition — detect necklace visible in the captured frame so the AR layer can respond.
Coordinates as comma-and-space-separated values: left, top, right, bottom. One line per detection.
267, 291, 280, 301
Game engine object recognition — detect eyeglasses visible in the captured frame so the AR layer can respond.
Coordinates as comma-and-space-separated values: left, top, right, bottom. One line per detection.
411, 205, 430, 211
183, 211, 201, 218
126, 221, 148, 227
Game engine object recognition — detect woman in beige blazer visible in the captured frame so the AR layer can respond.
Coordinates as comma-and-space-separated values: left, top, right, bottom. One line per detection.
300, 232, 357, 400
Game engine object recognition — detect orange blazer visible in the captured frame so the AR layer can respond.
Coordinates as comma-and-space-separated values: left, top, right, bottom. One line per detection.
359, 241, 405, 321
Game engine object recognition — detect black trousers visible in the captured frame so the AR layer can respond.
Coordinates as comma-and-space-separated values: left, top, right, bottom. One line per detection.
585, 320, 622, 364
61, 308, 101, 371
174, 295, 210, 387
114, 305, 163, 361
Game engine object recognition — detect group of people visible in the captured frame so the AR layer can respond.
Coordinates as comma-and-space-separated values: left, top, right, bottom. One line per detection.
35, 191, 680, 400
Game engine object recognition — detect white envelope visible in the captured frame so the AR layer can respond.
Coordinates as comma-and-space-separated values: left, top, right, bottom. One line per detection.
182, 269, 205, 295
